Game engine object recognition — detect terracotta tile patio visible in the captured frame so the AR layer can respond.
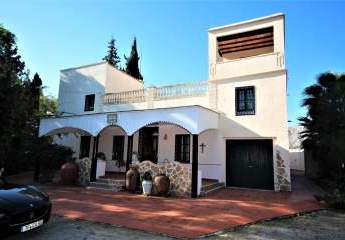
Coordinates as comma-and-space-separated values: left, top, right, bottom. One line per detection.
46, 176, 322, 238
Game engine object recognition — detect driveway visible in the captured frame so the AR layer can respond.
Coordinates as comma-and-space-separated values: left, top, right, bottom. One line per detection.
40, 175, 322, 238
5, 210, 345, 240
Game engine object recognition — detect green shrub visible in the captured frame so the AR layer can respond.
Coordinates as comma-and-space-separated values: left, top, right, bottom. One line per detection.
324, 175, 345, 209
325, 189, 345, 209
27, 140, 75, 182
34, 142, 75, 171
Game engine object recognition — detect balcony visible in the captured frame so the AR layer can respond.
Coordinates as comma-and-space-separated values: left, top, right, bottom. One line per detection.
104, 81, 209, 105
211, 52, 285, 80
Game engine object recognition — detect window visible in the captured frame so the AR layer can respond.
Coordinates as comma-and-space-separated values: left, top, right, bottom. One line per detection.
84, 94, 95, 112
235, 86, 255, 115
217, 27, 274, 61
175, 134, 190, 163
79, 136, 91, 158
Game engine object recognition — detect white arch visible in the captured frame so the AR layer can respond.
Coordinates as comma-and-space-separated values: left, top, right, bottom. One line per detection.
114, 106, 218, 135
130, 121, 192, 135
40, 106, 219, 137
42, 127, 92, 136
39, 113, 108, 137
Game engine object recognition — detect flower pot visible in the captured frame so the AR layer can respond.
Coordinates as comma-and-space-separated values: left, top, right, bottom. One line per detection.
126, 166, 139, 192
154, 175, 170, 196
60, 162, 78, 185
142, 180, 152, 196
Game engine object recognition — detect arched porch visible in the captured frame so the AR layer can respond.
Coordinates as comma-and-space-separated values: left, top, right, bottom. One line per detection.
39, 105, 220, 197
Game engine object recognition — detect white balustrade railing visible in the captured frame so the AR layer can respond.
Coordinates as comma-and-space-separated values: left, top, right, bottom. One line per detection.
104, 81, 208, 105
154, 81, 208, 100
104, 88, 147, 104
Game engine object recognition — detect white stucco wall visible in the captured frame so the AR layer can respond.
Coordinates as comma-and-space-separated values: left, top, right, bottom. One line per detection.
157, 125, 190, 163
53, 133, 80, 159
105, 64, 144, 93
199, 129, 225, 182
52, 133, 94, 160
289, 149, 305, 171
98, 127, 127, 160
58, 63, 107, 115
215, 70, 290, 190
208, 13, 285, 80
98, 126, 127, 172
58, 62, 144, 116
217, 71, 288, 144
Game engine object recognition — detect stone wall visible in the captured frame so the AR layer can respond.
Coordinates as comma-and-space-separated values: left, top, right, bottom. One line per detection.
275, 151, 291, 191
133, 160, 192, 197
76, 157, 91, 186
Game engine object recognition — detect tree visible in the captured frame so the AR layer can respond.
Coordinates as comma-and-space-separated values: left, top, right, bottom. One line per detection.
30, 73, 42, 111
0, 25, 72, 178
39, 95, 57, 116
299, 72, 345, 179
124, 37, 143, 80
103, 37, 121, 68
0, 24, 27, 173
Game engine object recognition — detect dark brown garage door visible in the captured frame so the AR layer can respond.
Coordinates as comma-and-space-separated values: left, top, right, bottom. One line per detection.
226, 140, 274, 190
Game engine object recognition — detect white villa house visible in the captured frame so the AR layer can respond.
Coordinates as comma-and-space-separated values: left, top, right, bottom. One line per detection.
39, 13, 291, 197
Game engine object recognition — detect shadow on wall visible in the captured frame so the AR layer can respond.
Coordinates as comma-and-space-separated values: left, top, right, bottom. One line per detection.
59, 69, 107, 115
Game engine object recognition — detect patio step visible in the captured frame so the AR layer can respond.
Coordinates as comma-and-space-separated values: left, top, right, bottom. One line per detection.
86, 178, 125, 192
200, 182, 225, 196
96, 178, 125, 185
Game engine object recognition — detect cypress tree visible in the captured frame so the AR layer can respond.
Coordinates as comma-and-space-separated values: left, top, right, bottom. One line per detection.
30, 73, 42, 111
103, 37, 121, 68
125, 37, 143, 80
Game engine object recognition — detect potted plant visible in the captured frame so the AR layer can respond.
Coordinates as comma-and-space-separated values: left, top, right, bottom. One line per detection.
115, 158, 126, 169
154, 174, 170, 196
60, 159, 78, 185
126, 166, 139, 192
142, 172, 153, 196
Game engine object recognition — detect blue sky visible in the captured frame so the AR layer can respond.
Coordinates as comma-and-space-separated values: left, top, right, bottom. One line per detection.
2, 0, 345, 125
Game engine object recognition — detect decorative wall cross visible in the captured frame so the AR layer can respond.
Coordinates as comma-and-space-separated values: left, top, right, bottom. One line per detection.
200, 143, 206, 153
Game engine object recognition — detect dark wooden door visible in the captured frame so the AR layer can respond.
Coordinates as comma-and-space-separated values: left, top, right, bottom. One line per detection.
112, 136, 125, 160
226, 140, 274, 190
79, 136, 91, 158
138, 127, 158, 163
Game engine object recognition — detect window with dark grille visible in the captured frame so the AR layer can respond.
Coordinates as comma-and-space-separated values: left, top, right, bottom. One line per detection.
175, 134, 190, 163
235, 86, 255, 115
79, 136, 91, 158
84, 94, 95, 112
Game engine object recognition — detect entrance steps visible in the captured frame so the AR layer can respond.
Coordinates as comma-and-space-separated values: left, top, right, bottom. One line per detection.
200, 179, 225, 196
87, 177, 224, 196
86, 178, 125, 192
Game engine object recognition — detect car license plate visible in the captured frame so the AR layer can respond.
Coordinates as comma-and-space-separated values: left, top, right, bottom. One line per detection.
21, 219, 44, 232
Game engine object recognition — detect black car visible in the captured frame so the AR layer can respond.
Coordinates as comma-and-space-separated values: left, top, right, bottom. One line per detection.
0, 176, 51, 237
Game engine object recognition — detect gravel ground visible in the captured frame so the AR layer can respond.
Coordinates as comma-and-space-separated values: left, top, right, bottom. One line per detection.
5, 210, 345, 240
204, 210, 345, 240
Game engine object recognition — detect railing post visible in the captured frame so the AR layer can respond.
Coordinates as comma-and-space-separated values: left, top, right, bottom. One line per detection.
147, 86, 156, 109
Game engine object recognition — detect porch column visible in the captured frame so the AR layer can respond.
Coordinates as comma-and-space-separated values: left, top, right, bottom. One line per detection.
126, 135, 133, 172
90, 135, 99, 182
191, 134, 198, 198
